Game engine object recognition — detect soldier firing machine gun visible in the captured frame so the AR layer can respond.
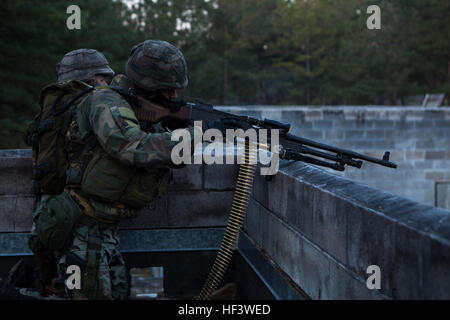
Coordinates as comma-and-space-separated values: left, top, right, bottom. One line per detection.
115, 85, 398, 300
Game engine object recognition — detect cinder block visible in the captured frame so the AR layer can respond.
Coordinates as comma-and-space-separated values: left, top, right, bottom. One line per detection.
304, 110, 323, 121
374, 120, 395, 128
334, 120, 357, 129
423, 111, 443, 121
344, 130, 365, 140
297, 237, 331, 300
386, 111, 402, 121
204, 163, 239, 190
120, 194, 168, 229
312, 190, 348, 264
168, 164, 203, 191
243, 198, 263, 245
433, 120, 450, 128
416, 139, 435, 149
0, 195, 34, 232
13, 196, 34, 232
422, 236, 450, 299
323, 110, 345, 120
352, 140, 375, 149
167, 190, 233, 227
394, 120, 414, 130
414, 161, 434, 170
425, 170, 445, 181
414, 120, 433, 129
265, 172, 290, 221
405, 110, 425, 121
252, 168, 270, 209
285, 178, 314, 239
432, 160, 450, 169
325, 131, 344, 140
366, 130, 385, 140
346, 207, 396, 295
390, 224, 426, 299
313, 120, 333, 129
425, 151, 446, 160
374, 140, 394, 149
0, 196, 16, 232
0, 157, 33, 196
263, 212, 302, 291
299, 130, 324, 140
406, 151, 425, 160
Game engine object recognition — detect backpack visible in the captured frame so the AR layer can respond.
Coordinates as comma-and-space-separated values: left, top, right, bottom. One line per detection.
25, 80, 94, 201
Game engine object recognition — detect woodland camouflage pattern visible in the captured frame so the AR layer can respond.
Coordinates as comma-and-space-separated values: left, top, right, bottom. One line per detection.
125, 40, 188, 91
23, 41, 197, 300
56, 49, 115, 82
60, 85, 198, 299
73, 88, 191, 167
20, 223, 127, 300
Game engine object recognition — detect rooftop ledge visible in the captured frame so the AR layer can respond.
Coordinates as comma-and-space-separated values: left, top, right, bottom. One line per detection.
0, 149, 449, 299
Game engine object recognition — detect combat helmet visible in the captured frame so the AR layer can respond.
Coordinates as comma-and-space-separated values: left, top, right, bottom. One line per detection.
125, 40, 188, 91
56, 49, 115, 82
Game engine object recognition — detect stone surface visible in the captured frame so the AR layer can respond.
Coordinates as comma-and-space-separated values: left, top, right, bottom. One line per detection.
244, 160, 450, 299
167, 190, 234, 227
217, 106, 450, 206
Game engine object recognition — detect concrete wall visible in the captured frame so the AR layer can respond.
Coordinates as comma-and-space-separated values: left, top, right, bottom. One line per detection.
244, 161, 450, 299
218, 106, 450, 207
0, 149, 237, 233
1, 149, 450, 299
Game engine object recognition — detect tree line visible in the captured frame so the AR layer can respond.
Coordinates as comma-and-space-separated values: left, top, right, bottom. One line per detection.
0, 0, 449, 148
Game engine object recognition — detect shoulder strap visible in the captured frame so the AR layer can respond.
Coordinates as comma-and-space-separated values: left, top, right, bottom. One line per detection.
53, 86, 94, 117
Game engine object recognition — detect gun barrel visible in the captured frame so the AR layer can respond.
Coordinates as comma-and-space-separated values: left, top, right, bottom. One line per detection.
187, 102, 397, 169
282, 133, 397, 169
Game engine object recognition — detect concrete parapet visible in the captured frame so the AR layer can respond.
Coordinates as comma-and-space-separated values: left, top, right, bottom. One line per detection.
0, 150, 237, 231
244, 160, 450, 299
1, 147, 450, 299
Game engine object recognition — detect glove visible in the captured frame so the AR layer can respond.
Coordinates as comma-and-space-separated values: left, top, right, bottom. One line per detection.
202, 118, 246, 135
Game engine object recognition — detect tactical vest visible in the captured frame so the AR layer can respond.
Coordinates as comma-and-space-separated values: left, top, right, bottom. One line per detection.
65, 88, 172, 222
25, 80, 95, 200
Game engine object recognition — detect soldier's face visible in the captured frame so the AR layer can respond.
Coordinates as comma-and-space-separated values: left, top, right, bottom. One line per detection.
94, 75, 107, 87
161, 89, 178, 100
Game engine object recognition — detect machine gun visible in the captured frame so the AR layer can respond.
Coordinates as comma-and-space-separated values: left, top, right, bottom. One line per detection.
122, 88, 398, 300
129, 95, 398, 172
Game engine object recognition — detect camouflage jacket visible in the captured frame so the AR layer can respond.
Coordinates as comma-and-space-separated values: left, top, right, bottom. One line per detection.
68, 87, 194, 169
64, 87, 199, 215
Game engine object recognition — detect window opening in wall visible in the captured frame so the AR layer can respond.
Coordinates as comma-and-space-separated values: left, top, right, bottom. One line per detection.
129, 266, 164, 299
435, 180, 450, 210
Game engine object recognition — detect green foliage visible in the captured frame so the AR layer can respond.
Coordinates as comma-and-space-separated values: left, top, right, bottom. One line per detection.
0, 0, 449, 148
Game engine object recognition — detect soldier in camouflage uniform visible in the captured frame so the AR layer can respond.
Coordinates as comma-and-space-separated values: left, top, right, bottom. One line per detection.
0, 49, 117, 300
29, 40, 201, 300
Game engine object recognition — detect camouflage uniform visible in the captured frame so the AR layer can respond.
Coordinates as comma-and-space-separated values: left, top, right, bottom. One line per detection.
48, 40, 197, 300
24, 49, 117, 299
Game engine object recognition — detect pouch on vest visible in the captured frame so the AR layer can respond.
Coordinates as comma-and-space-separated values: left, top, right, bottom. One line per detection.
120, 167, 172, 208
80, 148, 135, 203
32, 191, 83, 251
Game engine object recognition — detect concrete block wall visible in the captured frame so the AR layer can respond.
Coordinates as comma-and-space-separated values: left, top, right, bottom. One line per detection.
0, 150, 238, 233
218, 106, 450, 207
243, 160, 450, 299
2, 149, 450, 299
